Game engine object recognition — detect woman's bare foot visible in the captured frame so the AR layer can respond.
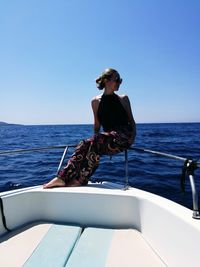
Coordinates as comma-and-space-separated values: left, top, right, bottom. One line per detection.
43, 177, 65, 189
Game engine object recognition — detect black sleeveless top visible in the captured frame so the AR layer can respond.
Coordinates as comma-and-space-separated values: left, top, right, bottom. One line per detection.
97, 93, 129, 132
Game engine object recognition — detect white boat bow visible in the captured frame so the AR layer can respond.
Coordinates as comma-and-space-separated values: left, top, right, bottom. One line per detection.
0, 146, 200, 266
0, 182, 200, 266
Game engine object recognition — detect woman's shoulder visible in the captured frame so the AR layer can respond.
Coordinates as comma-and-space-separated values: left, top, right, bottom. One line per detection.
91, 94, 102, 103
91, 94, 103, 111
118, 94, 129, 102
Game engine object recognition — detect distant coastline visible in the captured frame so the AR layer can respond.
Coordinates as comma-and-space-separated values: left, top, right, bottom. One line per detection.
0, 121, 22, 126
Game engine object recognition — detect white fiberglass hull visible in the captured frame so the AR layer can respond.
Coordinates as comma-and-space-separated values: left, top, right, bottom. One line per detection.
0, 182, 200, 266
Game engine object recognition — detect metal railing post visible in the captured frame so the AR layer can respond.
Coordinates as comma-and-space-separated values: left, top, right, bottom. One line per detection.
124, 149, 129, 190
57, 146, 69, 175
188, 173, 200, 219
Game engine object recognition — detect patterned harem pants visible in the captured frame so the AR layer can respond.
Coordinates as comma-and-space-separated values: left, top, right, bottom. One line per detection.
58, 125, 134, 186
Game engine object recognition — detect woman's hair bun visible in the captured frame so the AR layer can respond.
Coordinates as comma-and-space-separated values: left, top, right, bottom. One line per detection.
95, 76, 105, 90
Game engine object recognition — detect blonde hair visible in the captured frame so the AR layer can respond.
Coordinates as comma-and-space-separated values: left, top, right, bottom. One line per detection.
96, 68, 121, 90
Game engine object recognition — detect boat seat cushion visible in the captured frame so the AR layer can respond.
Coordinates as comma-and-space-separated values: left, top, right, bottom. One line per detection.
23, 224, 82, 267
65, 228, 166, 267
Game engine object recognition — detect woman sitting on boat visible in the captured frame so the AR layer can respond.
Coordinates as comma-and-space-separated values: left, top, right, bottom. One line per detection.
43, 68, 136, 188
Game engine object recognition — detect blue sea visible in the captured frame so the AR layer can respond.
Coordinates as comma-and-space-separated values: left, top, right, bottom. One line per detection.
0, 123, 200, 210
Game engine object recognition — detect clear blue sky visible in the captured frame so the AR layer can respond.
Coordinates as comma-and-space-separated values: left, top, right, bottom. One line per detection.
1, 0, 200, 125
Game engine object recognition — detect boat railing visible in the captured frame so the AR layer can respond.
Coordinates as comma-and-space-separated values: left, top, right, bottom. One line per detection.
0, 145, 200, 219
127, 147, 200, 219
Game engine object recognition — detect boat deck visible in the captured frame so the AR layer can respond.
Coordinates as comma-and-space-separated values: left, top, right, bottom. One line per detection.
0, 222, 166, 267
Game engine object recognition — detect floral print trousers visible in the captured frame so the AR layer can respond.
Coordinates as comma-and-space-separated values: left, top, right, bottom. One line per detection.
58, 125, 134, 186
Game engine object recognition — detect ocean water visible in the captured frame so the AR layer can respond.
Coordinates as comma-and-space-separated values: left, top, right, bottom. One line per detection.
0, 123, 200, 210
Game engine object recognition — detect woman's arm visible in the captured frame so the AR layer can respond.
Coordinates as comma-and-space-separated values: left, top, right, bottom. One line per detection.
91, 97, 101, 134
120, 95, 136, 137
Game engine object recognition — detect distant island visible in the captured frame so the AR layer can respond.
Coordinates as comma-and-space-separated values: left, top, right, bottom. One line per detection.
0, 121, 22, 126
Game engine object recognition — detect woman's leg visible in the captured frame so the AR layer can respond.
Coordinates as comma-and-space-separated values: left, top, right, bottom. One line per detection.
43, 139, 98, 188
43, 127, 132, 188
59, 138, 99, 186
